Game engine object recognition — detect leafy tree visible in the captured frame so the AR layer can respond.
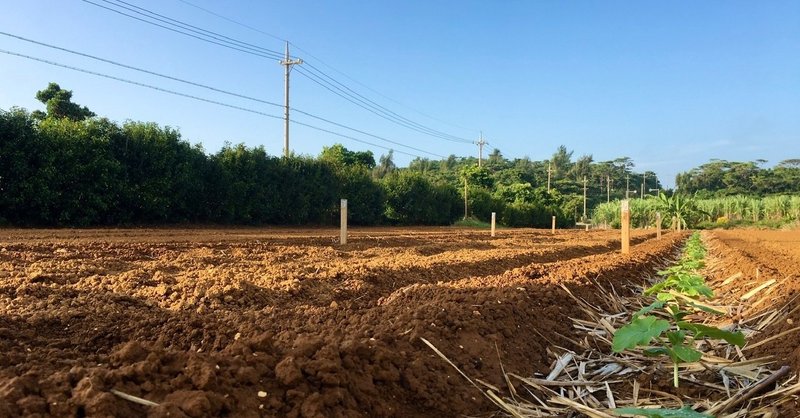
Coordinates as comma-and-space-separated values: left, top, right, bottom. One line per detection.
320, 143, 375, 168
550, 145, 573, 179
33, 83, 95, 121
373, 150, 397, 179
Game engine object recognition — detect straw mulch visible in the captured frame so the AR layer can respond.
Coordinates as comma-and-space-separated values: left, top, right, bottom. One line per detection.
424, 260, 799, 417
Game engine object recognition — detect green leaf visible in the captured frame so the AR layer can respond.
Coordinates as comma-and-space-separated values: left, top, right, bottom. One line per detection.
671, 345, 702, 363
614, 405, 711, 417
656, 292, 676, 302
612, 316, 670, 353
685, 301, 726, 316
633, 300, 665, 319
666, 330, 687, 346
644, 281, 668, 296
677, 322, 746, 347
643, 347, 670, 357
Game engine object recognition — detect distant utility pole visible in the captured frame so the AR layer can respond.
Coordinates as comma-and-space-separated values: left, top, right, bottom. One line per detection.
626, 174, 630, 199
280, 41, 303, 158
583, 176, 588, 219
475, 132, 488, 167
547, 162, 552, 192
606, 175, 610, 203
641, 172, 646, 199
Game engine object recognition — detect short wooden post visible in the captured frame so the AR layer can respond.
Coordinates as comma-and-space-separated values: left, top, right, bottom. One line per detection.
621, 200, 630, 254
656, 212, 662, 239
551, 216, 556, 234
490, 212, 496, 237
585, 223, 589, 231
340, 199, 348, 245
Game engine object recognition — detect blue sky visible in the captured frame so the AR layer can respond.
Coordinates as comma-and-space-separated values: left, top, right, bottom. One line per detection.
1, 1, 798, 187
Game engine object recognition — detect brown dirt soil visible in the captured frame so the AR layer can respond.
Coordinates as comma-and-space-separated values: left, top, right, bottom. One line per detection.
1, 227, 682, 417
702, 229, 800, 415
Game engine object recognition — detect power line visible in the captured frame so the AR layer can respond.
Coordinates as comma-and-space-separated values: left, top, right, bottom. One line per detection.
300, 62, 473, 143
295, 67, 469, 145
80, 0, 283, 60
89, 0, 474, 143
175, 0, 476, 134
0, 31, 283, 108
0, 32, 444, 158
101, 0, 284, 59
0, 48, 426, 159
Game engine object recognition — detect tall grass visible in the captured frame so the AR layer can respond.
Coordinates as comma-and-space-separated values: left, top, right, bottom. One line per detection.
591, 195, 800, 229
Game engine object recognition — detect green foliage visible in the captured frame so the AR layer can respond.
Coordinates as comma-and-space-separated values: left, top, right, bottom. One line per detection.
34, 82, 95, 121
381, 171, 460, 225
614, 406, 711, 417
611, 233, 746, 388
677, 159, 800, 196
612, 316, 671, 352
453, 217, 491, 228
319, 143, 375, 168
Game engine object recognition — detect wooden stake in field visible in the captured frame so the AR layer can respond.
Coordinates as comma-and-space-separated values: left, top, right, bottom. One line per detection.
621, 200, 630, 254
656, 211, 662, 239
551, 216, 556, 234
340, 199, 348, 245
463, 178, 468, 220
491, 212, 496, 237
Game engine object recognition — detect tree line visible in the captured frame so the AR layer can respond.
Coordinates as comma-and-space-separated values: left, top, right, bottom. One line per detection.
2, 83, 796, 228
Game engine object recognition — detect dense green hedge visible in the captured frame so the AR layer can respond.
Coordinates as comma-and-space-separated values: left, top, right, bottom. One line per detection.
0, 107, 466, 226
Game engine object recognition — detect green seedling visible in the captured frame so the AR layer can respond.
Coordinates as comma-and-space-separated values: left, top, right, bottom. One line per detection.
612, 232, 745, 387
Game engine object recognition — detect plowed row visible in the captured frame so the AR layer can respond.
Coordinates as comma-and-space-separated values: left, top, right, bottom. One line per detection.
2, 227, 686, 417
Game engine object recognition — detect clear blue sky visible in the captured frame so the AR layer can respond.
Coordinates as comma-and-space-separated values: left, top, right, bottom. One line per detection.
1, 1, 798, 187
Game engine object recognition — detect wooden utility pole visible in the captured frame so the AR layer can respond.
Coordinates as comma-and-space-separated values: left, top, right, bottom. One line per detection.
582, 176, 588, 220
621, 200, 630, 254
551, 216, 556, 234
547, 162, 552, 192
607, 175, 610, 203
626, 175, 630, 199
475, 132, 487, 167
280, 42, 303, 157
641, 172, 646, 199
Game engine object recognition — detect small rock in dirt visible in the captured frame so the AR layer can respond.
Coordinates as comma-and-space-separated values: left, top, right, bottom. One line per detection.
472, 310, 481, 316
234, 332, 241, 340
329, 300, 338, 308
257, 391, 267, 398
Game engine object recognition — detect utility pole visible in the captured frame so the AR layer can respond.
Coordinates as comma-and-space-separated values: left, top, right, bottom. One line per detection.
583, 176, 588, 220
606, 175, 610, 203
475, 132, 487, 167
626, 174, 630, 199
547, 162, 552, 192
641, 172, 646, 199
280, 41, 302, 158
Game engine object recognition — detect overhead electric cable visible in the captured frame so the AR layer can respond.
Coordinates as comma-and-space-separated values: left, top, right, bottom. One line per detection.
99, 0, 284, 59
0, 32, 442, 157
300, 62, 472, 143
295, 67, 468, 145
175, 0, 477, 133
81, 0, 475, 145
0, 48, 427, 158
80, 0, 283, 60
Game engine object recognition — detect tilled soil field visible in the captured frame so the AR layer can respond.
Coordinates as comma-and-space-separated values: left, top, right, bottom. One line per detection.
1, 227, 675, 417
704, 230, 800, 376
3, 227, 795, 417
